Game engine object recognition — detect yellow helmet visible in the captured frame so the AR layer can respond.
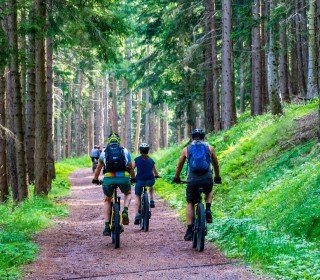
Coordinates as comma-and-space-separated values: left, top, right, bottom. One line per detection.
106, 132, 121, 145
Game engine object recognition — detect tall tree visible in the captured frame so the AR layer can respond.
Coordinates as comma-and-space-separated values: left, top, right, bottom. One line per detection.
34, 0, 48, 195
221, 0, 236, 129
4, 0, 28, 200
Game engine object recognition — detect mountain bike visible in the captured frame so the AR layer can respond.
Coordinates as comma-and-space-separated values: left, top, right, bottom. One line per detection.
176, 181, 207, 252
192, 186, 207, 252
139, 185, 151, 231
102, 183, 122, 249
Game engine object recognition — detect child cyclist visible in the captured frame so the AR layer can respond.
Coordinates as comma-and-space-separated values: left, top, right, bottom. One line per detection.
133, 143, 160, 225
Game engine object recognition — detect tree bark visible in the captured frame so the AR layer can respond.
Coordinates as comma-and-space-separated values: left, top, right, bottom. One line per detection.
25, 15, 36, 183
5, 0, 28, 200
268, 0, 283, 115
111, 74, 118, 134
251, 0, 262, 115
94, 77, 100, 145
103, 74, 110, 139
34, 0, 48, 196
124, 80, 132, 151
240, 42, 246, 113
134, 89, 142, 153
55, 86, 62, 161
307, 0, 317, 98
162, 103, 169, 148
0, 67, 8, 202
75, 70, 82, 155
221, 0, 236, 129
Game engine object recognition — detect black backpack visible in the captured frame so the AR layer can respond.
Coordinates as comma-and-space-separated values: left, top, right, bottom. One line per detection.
103, 143, 127, 173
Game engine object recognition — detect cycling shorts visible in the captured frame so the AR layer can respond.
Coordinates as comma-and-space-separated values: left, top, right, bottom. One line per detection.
186, 178, 213, 204
102, 177, 131, 197
135, 179, 155, 196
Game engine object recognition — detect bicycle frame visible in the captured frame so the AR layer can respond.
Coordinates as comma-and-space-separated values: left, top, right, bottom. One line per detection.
139, 185, 151, 231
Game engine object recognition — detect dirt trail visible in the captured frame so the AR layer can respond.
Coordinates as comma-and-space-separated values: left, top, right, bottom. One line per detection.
24, 168, 268, 280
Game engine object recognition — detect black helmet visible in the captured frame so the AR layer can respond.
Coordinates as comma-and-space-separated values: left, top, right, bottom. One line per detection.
139, 143, 150, 154
191, 128, 205, 140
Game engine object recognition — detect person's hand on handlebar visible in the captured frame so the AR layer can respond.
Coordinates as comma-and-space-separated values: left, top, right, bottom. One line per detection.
173, 176, 182, 183
214, 176, 222, 184
155, 175, 161, 179
92, 179, 101, 185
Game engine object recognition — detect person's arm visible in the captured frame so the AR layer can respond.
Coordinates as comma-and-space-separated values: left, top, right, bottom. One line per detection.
209, 146, 221, 179
174, 148, 187, 180
152, 165, 160, 177
128, 162, 136, 179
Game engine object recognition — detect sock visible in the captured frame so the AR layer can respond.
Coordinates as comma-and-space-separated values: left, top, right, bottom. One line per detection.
187, 224, 193, 231
206, 203, 211, 211
124, 206, 128, 212
105, 221, 110, 226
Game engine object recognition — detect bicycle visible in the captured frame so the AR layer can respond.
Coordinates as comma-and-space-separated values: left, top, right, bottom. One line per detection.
97, 181, 122, 248
176, 180, 207, 252
139, 185, 152, 231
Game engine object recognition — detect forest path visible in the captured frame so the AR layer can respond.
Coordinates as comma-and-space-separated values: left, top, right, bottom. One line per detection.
24, 168, 268, 280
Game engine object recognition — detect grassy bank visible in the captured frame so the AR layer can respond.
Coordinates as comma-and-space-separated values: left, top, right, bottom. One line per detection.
154, 101, 320, 280
0, 156, 90, 279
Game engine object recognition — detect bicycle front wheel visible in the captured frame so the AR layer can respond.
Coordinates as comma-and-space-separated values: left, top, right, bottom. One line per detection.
141, 192, 150, 231
112, 203, 121, 249
195, 203, 206, 252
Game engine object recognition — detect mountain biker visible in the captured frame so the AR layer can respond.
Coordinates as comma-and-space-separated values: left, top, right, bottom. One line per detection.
90, 145, 101, 162
133, 143, 160, 225
92, 132, 136, 236
173, 128, 221, 241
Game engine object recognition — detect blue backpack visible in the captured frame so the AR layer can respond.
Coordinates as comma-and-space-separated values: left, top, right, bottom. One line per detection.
187, 143, 211, 174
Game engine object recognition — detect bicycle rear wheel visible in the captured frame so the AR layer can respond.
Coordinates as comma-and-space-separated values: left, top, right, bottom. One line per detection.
195, 203, 205, 252
112, 203, 121, 249
140, 192, 150, 231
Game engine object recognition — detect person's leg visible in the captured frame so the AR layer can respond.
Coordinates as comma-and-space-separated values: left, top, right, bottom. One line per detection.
184, 184, 197, 241
102, 196, 112, 236
204, 180, 214, 223
134, 181, 143, 224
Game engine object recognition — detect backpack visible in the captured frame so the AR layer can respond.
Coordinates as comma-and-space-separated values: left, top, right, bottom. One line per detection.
103, 143, 127, 173
187, 142, 211, 174
91, 148, 100, 158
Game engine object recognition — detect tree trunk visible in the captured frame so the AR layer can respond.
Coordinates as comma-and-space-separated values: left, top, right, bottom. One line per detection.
268, 0, 283, 115
240, 42, 246, 113
251, 0, 263, 115
134, 89, 142, 153
5, 0, 28, 200
25, 21, 36, 183
55, 86, 62, 161
145, 86, 150, 143
111, 74, 118, 134
4, 68, 19, 201
221, 0, 236, 129
0, 67, 8, 202
94, 77, 100, 145
34, 0, 48, 196
279, 1, 290, 102
75, 70, 82, 155
307, 0, 317, 98
88, 90, 94, 154
46, 11, 55, 185
162, 103, 169, 148
124, 79, 132, 151
103, 74, 110, 139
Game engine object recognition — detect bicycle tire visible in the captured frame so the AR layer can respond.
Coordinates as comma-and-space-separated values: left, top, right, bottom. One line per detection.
195, 203, 205, 252
141, 192, 150, 231
112, 203, 121, 249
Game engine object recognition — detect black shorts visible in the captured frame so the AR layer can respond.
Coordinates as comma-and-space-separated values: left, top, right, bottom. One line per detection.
186, 178, 213, 204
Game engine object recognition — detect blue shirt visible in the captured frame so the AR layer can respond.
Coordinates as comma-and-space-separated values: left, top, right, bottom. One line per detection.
135, 156, 155, 180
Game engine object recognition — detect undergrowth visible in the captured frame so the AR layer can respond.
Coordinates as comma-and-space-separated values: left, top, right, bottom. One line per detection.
0, 156, 90, 280
154, 101, 320, 280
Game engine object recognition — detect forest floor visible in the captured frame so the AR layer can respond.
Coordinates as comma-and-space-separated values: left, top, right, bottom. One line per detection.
23, 168, 270, 280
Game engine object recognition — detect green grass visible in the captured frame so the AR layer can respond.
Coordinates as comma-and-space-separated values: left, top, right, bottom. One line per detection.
154, 100, 320, 280
0, 156, 90, 279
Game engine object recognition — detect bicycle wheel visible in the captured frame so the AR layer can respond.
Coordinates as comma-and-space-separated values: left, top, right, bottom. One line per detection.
141, 192, 150, 231
112, 203, 121, 249
195, 203, 206, 252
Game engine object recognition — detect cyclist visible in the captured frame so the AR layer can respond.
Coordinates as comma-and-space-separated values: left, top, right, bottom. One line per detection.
90, 145, 101, 162
133, 143, 160, 225
92, 132, 136, 236
173, 128, 221, 241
